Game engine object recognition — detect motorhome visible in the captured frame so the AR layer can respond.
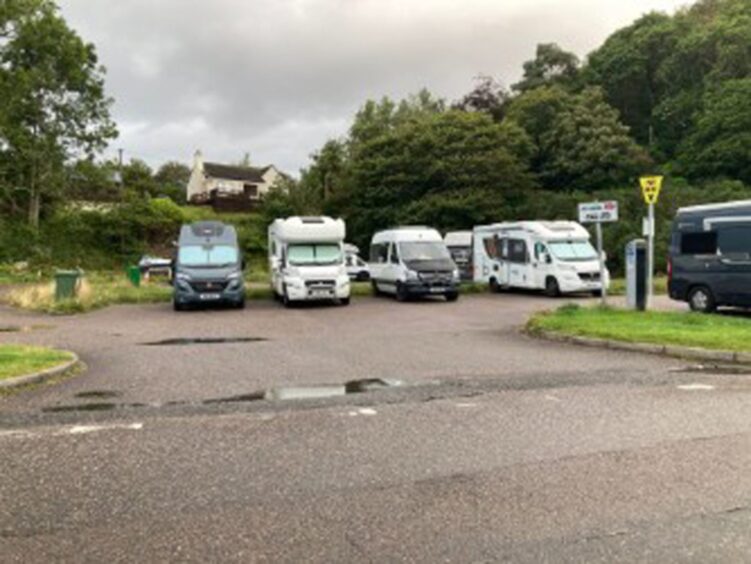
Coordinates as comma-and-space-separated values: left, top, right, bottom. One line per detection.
369, 227, 460, 302
444, 231, 473, 281
668, 200, 751, 312
268, 216, 350, 307
472, 221, 609, 296
172, 221, 246, 310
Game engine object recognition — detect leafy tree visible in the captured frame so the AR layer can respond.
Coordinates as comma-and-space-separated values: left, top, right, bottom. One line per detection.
121, 159, 157, 198
678, 78, 751, 183
0, 0, 117, 227
453, 75, 508, 122
67, 158, 120, 201
512, 43, 580, 93
154, 161, 190, 204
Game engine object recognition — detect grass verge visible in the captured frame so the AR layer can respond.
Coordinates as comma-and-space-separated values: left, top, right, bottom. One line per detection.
0, 344, 74, 381
528, 304, 751, 352
609, 276, 667, 296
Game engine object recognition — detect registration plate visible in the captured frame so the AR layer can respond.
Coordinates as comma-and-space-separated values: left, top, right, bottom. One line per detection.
310, 290, 332, 298
199, 293, 221, 301
429, 287, 446, 294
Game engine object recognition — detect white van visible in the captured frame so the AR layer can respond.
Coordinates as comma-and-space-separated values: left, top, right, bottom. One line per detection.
472, 221, 609, 296
268, 216, 351, 307
369, 227, 460, 302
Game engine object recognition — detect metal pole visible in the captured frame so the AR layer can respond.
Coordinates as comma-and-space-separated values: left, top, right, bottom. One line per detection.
647, 203, 654, 308
595, 221, 607, 307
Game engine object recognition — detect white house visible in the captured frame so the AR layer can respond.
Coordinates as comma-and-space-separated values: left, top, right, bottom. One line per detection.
187, 150, 283, 205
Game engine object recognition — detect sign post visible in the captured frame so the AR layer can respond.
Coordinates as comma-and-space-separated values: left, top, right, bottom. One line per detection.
639, 176, 663, 309
578, 200, 619, 307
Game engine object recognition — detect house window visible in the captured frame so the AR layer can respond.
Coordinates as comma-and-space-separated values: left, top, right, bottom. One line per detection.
244, 184, 259, 198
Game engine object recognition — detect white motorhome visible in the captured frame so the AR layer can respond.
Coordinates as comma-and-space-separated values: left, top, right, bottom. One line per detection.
369, 227, 460, 302
444, 231, 473, 281
472, 221, 610, 296
268, 216, 350, 307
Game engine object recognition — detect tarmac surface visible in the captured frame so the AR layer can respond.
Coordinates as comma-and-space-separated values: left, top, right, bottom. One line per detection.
2, 292, 751, 562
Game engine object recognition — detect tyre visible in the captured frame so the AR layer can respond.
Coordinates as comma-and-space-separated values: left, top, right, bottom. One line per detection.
340, 297, 351, 306
357, 271, 370, 282
282, 286, 293, 308
489, 277, 500, 293
688, 286, 716, 313
591, 289, 603, 298
445, 292, 459, 302
544, 277, 560, 298
395, 282, 409, 302
235, 298, 246, 310
173, 299, 184, 312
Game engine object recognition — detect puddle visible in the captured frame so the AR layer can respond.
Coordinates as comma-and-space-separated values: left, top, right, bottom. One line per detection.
0, 324, 52, 333
673, 364, 751, 375
143, 337, 267, 346
205, 378, 403, 404
43, 402, 145, 413
74, 390, 121, 399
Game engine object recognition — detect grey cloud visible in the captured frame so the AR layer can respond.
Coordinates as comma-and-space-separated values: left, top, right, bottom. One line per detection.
58, 0, 688, 173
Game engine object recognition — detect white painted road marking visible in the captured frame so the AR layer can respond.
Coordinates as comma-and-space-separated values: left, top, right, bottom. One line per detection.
0, 422, 144, 440
677, 384, 715, 391
348, 408, 377, 416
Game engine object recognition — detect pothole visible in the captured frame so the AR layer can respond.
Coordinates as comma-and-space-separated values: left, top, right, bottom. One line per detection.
43, 402, 145, 413
143, 337, 268, 346
74, 390, 121, 399
205, 378, 404, 404
672, 364, 751, 375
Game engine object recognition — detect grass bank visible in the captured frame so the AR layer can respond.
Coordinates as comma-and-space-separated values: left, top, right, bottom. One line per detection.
0, 345, 74, 381
528, 304, 751, 352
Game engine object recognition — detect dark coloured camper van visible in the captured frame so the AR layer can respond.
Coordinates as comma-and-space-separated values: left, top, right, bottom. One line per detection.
172, 221, 246, 310
668, 200, 751, 312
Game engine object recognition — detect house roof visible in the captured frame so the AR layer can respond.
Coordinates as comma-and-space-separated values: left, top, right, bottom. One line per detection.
203, 162, 273, 183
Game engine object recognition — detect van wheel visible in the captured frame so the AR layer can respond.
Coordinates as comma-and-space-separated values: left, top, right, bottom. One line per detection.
688, 286, 716, 313
173, 299, 185, 312
445, 292, 459, 302
489, 278, 500, 293
396, 282, 409, 302
340, 297, 351, 306
282, 287, 293, 308
545, 277, 561, 297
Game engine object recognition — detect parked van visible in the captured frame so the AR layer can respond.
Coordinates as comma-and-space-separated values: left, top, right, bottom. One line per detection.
173, 221, 245, 310
369, 227, 460, 301
473, 221, 609, 296
668, 200, 751, 312
444, 231, 473, 281
269, 216, 350, 307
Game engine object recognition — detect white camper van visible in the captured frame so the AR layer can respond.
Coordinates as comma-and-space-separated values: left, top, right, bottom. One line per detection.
473, 221, 609, 296
269, 216, 351, 306
444, 231, 473, 281
369, 227, 460, 302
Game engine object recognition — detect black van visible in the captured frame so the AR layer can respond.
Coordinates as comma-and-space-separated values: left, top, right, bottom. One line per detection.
172, 221, 246, 311
668, 200, 751, 312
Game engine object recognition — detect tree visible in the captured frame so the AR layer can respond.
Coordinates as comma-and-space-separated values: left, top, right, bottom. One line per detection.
67, 158, 119, 201
0, 0, 117, 227
539, 88, 651, 190
678, 78, 751, 183
121, 159, 157, 198
154, 161, 190, 204
453, 75, 508, 122
512, 43, 580, 93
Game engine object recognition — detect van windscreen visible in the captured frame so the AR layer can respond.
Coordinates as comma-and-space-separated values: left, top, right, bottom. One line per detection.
178, 245, 238, 267
399, 242, 451, 261
548, 241, 597, 261
288, 244, 341, 266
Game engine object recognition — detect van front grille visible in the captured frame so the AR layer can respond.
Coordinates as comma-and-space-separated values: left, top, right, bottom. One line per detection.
190, 280, 229, 292
305, 280, 335, 288
578, 272, 601, 282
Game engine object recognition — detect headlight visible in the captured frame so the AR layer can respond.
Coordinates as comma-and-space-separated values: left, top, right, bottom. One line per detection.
175, 272, 191, 281
227, 272, 242, 281
405, 270, 419, 281
452, 268, 460, 281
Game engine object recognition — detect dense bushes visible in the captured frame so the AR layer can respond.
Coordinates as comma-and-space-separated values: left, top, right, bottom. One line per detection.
0, 199, 267, 270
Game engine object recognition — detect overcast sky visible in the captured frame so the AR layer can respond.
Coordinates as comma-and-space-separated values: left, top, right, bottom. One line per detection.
58, 0, 688, 174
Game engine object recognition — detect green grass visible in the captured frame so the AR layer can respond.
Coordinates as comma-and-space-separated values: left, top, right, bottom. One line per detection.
0, 345, 74, 381
528, 304, 751, 352
609, 276, 667, 296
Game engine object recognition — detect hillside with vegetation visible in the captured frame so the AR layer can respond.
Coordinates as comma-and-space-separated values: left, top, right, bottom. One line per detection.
1, 0, 750, 274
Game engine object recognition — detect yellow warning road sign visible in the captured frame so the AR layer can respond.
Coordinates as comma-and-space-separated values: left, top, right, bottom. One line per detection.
640, 176, 663, 205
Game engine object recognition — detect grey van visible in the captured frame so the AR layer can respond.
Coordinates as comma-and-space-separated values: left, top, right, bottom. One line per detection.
668, 200, 751, 312
173, 221, 246, 311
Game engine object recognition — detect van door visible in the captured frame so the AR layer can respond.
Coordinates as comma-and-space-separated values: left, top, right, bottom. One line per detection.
532, 241, 553, 289
508, 238, 531, 288
716, 224, 751, 306
382, 241, 401, 292
480, 235, 508, 288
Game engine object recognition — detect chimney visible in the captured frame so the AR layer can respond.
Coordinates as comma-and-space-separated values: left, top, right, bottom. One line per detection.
193, 149, 204, 172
